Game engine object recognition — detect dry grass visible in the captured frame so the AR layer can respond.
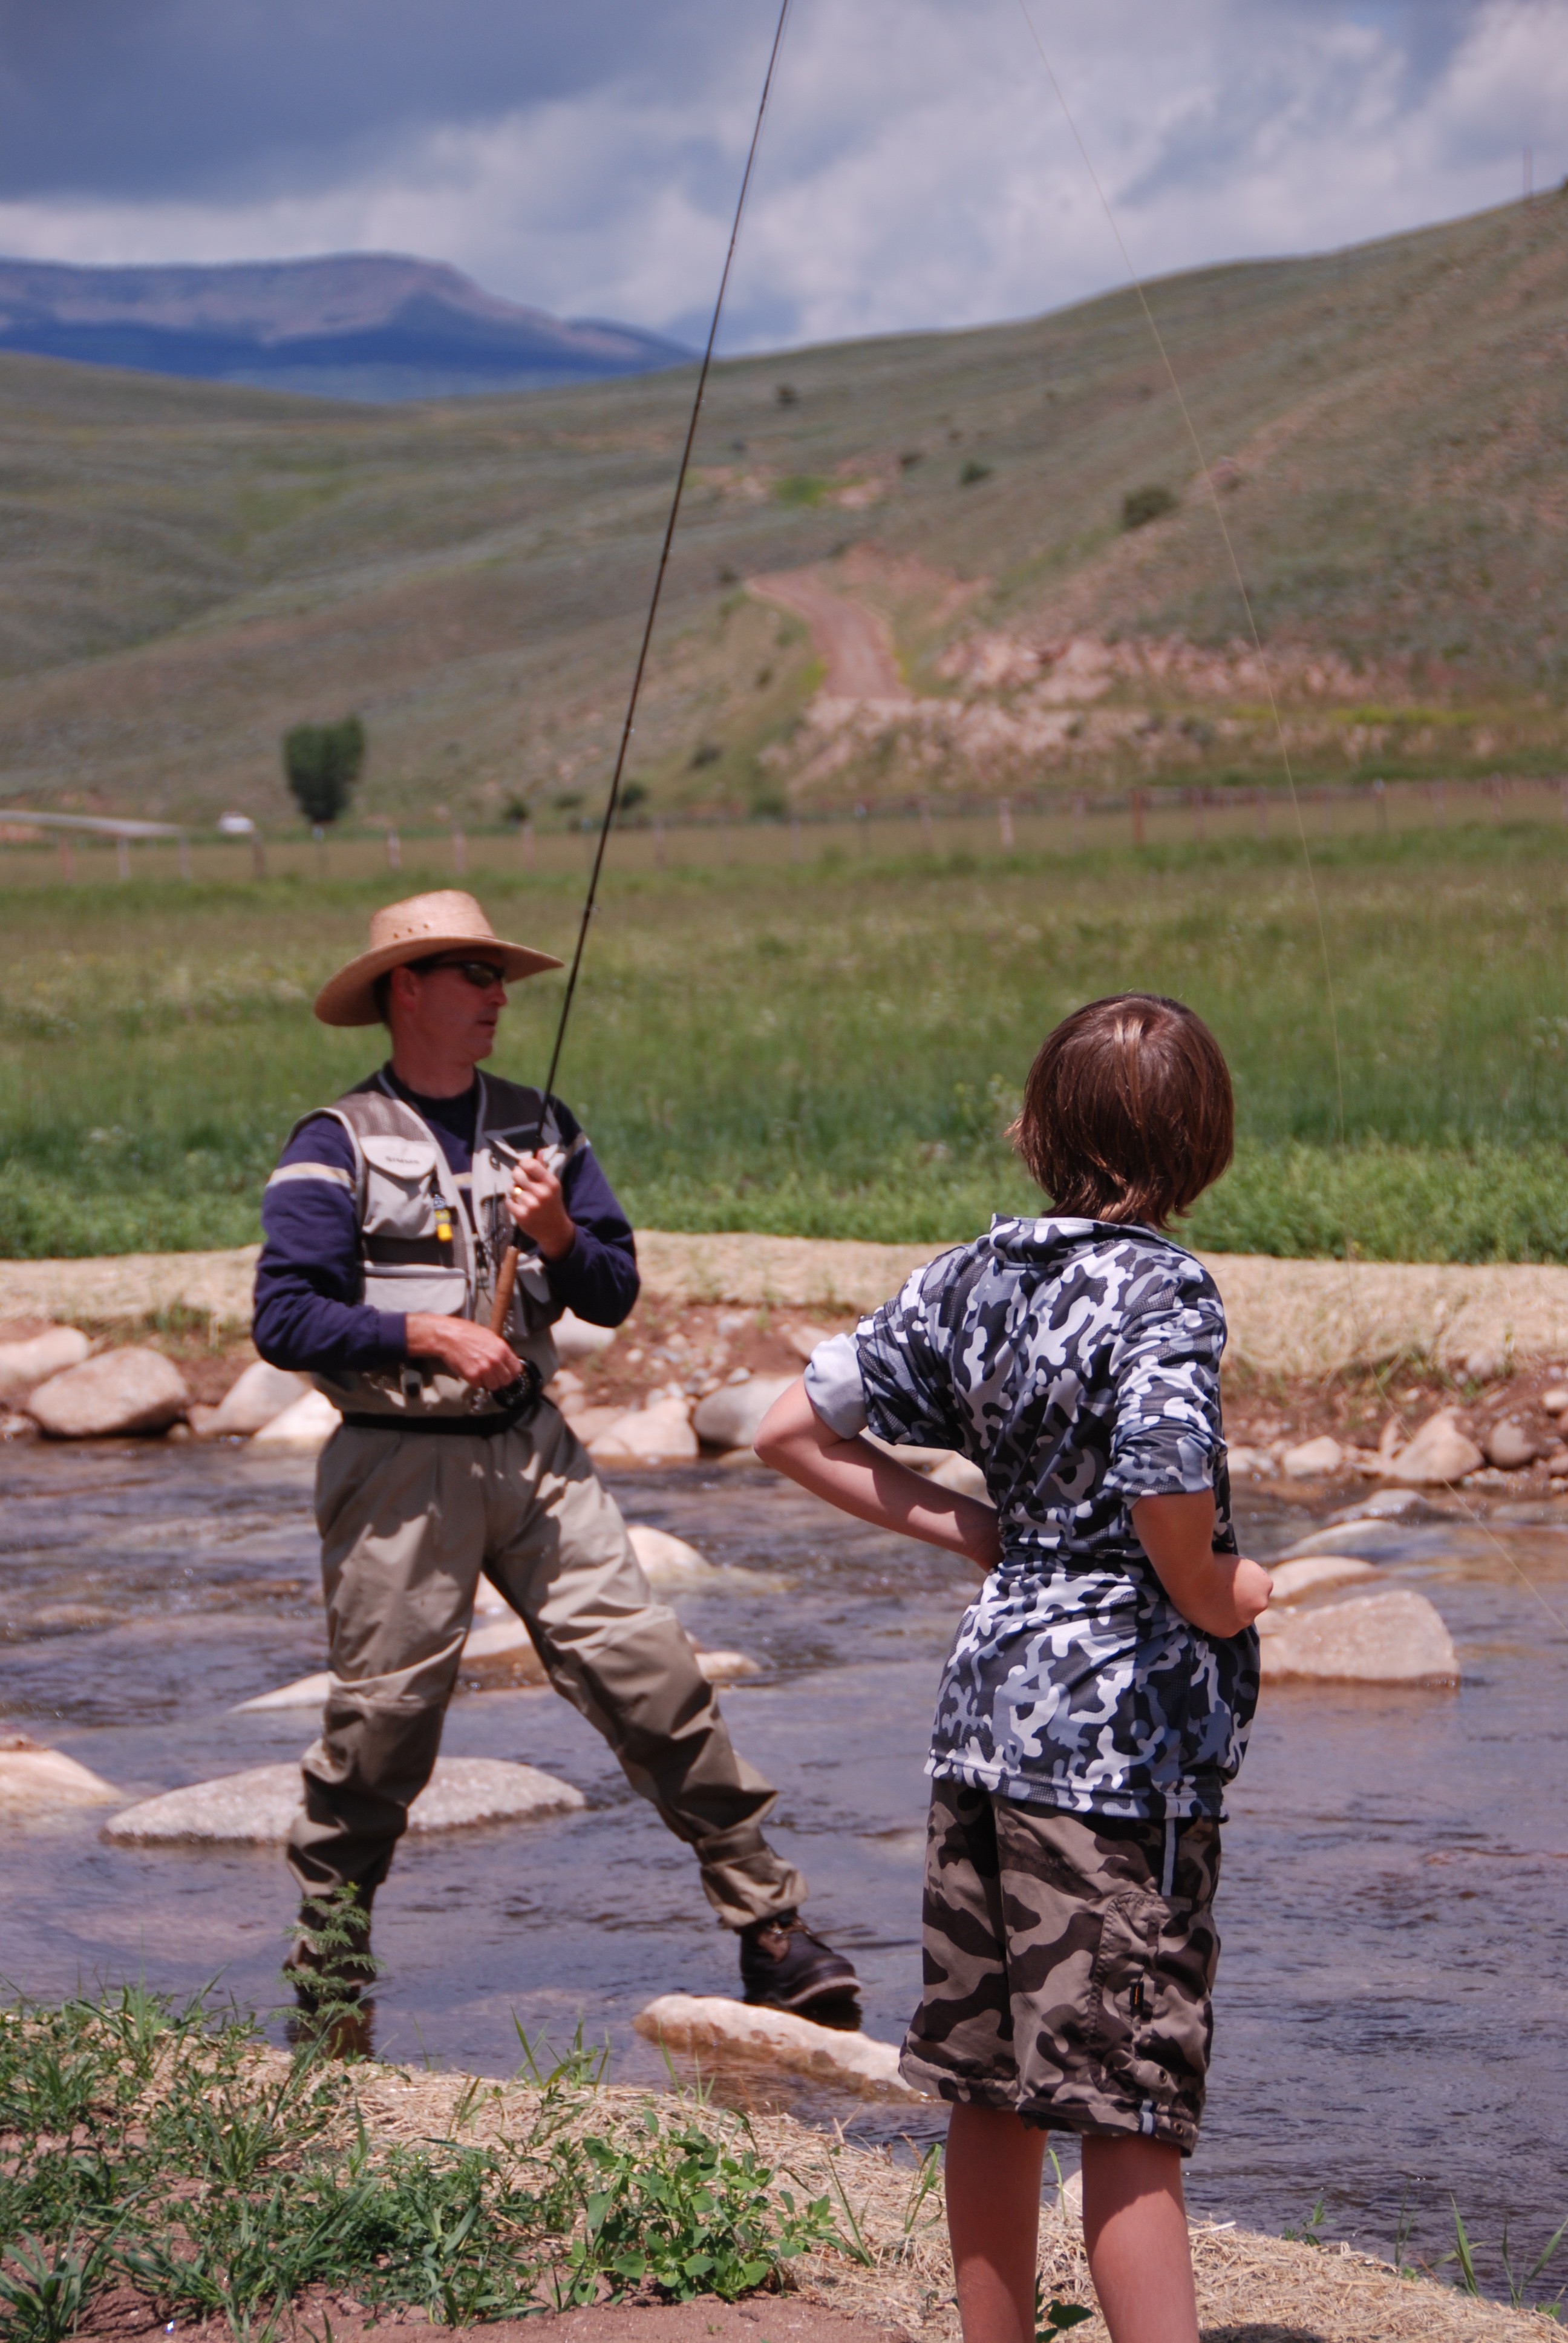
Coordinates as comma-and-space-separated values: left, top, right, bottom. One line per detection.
279, 2054, 1560, 2343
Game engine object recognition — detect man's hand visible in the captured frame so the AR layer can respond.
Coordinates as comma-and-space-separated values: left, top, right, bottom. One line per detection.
1131, 1491, 1272, 1639
405, 1311, 523, 1391
506, 1152, 576, 1262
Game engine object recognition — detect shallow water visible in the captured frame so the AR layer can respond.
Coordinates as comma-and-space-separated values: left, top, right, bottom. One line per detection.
4, 1439, 1568, 2298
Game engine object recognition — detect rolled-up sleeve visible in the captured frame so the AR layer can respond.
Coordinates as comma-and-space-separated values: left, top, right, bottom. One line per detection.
851, 1248, 975, 1457
803, 1331, 869, 1435
1102, 1280, 1226, 1504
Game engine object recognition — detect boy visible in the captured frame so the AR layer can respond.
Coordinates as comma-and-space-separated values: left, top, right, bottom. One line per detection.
756, 993, 1270, 2343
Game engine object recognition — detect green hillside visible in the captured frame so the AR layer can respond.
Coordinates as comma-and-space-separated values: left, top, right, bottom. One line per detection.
0, 189, 1564, 831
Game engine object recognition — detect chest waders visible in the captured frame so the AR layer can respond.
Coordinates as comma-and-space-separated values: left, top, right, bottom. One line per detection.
281, 1070, 807, 1961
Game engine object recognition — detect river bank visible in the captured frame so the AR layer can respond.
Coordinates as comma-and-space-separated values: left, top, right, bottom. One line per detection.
6, 1233, 1568, 1377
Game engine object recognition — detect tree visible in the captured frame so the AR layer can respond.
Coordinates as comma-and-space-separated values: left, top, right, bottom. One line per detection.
283, 715, 366, 826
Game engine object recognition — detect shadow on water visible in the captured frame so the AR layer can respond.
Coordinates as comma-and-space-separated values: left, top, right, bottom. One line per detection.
4, 1438, 1568, 2301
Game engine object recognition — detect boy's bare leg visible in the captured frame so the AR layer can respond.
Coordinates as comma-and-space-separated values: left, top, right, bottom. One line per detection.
1080, 2136, 1199, 2343
945, 2103, 1046, 2343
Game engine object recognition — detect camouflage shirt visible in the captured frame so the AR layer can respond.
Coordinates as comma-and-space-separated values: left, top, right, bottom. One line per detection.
805, 1216, 1259, 1821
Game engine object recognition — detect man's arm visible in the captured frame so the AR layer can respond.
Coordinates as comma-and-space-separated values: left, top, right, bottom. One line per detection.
252, 1117, 407, 1374
755, 1377, 1003, 1571
1131, 1492, 1272, 1639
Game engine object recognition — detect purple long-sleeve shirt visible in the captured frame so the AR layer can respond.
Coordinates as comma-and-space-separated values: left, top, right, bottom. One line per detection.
252, 1070, 638, 1377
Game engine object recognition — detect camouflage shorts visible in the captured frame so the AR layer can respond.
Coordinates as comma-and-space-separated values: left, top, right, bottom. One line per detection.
900, 1780, 1222, 2155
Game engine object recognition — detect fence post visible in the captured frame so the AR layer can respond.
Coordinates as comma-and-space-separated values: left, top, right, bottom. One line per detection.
59, 837, 74, 883
251, 832, 267, 880
788, 814, 802, 863
313, 824, 328, 879
386, 828, 402, 873
1072, 792, 1086, 853
1131, 788, 1146, 848
178, 835, 192, 882
655, 814, 667, 869
998, 798, 1014, 851
452, 826, 467, 876
1255, 787, 1267, 842
1373, 776, 1388, 835
855, 802, 869, 855
1189, 788, 1205, 845
116, 836, 131, 882
919, 797, 935, 854
1491, 773, 1504, 823
1321, 788, 1333, 837
521, 817, 536, 872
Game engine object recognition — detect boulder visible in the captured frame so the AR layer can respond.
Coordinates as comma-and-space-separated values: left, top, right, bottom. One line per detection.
1544, 1447, 1568, 1477
1281, 1435, 1344, 1478
0, 1325, 91, 1403
927, 1452, 990, 1502
1225, 1445, 1276, 1478
783, 1322, 833, 1363
234, 1670, 334, 1714
1541, 1386, 1568, 1416
249, 1390, 341, 1452
633, 1994, 923, 2102
554, 1309, 618, 1364
0, 1733, 119, 1814
105, 1755, 586, 1844
1380, 1409, 1483, 1487
458, 1617, 549, 1685
590, 1398, 699, 1466
198, 1361, 310, 1437
27, 1348, 188, 1439
1267, 1556, 1379, 1604
693, 1650, 761, 1683
561, 1404, 627, 1448
693, 1375, 795, 1452
1258, 1588, 1458, 1686
1, 1411, 36, 1441
627, 1523, 720, 1588
1483, 1418, 1539, 1470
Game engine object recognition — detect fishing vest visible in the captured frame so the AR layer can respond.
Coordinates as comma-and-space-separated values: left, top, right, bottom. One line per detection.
289, 1069, 583, 1423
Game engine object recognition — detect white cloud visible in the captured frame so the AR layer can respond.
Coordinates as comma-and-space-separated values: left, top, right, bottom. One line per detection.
0, 0, 1560, 347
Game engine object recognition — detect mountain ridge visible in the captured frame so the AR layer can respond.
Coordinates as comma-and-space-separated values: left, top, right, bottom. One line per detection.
0, 251, 693, 401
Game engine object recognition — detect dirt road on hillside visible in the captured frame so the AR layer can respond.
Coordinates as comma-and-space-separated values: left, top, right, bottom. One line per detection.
748, 568, 909, 700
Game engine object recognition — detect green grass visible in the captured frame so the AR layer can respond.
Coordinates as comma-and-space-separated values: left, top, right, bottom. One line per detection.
0, 1988, 842, 2341
2, 818, 1566, 1264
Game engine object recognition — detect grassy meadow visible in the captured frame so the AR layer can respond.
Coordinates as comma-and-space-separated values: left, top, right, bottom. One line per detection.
2, 814, 1567, 1263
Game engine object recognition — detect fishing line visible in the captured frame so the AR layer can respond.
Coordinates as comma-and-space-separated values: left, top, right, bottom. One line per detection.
1010, 0, 1568, 1634
540, 0, 793, 1107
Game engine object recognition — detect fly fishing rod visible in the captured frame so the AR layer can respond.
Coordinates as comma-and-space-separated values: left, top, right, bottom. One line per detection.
489, 0, 793, 1340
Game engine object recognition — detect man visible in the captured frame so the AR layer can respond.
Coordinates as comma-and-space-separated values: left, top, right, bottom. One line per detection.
253, 889, 858, 2016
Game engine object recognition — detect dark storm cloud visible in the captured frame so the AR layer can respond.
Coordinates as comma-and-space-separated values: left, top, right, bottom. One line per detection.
0, 0, 748, 201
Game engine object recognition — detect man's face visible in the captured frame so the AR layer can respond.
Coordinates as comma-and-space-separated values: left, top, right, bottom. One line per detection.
389, 957, 509, 1065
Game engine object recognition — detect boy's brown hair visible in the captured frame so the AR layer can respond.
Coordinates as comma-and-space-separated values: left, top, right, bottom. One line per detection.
1013, 993, 1233, 1227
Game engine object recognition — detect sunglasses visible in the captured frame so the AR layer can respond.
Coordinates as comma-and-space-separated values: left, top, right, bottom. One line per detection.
414, 955, 508, 989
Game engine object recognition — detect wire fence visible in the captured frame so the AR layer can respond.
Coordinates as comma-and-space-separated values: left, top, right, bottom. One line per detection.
0, 773, 1564, 890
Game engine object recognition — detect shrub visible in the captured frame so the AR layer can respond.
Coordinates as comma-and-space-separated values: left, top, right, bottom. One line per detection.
1122, 483, 1177, 531
959, 460, 992, 487
281, 715, 365, 827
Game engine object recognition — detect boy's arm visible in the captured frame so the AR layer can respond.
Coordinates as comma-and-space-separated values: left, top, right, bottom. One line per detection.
755, 1378, 1003, 1573
1131, 1491, 1272, 1639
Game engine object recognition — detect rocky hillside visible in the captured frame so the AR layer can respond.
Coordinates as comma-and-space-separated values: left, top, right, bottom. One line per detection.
0, 191, 1561, 826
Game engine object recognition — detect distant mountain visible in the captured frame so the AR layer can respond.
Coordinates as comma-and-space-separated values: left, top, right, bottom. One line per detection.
0, 252, 693, 401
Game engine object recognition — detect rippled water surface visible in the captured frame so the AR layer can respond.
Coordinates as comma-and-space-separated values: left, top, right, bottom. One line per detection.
4, 1438, 1568, 2295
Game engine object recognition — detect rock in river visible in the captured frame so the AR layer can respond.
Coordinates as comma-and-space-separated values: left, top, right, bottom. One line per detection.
0, 1734, 119, 1815
1267, 1556, 1379, 1604
196, 1361, 310, 1437
249, 1390, 341, 1452
634, 1994, 922, 2101
1281, 1435, 1344, 1478
692, 1375, 795, 1452
105, 1756, 586, 1843
0, 1325, 91, 1403
1380, 1409, 1484, 1487
1483, 1418, 1538, 1470
1259, 1588, 1458, 1686
27, 1348, 189, 1438
590, 1397, 699, 1465
627, 1523, 720, 1588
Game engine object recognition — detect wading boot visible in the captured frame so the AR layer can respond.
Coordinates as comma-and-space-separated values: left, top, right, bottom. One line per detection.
739, 1910, 860, 2019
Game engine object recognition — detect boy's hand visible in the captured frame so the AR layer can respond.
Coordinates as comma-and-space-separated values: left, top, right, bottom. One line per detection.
1131, 1492, 1272, 1640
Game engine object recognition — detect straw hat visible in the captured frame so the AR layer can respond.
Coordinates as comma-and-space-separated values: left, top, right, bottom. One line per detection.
313, 891, 563, 1026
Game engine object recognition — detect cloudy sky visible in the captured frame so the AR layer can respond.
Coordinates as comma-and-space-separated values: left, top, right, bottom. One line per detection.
0, 0, 1561, 349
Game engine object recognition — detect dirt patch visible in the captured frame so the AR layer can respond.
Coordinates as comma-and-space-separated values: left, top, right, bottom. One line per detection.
748, 574, 908, 704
